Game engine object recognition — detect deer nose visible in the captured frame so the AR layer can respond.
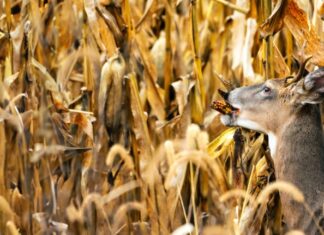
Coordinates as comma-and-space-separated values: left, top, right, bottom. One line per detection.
218, 89, 229, 100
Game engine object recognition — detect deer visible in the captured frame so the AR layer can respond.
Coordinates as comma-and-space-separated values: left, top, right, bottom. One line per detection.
217, 63, 324, 234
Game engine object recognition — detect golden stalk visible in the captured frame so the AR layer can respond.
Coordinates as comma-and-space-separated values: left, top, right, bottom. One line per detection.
128, 73, 153, 157
191, 0, 206, 123
261, 0, 274, 79
212, 0, 249, 14
4, 0, 12, 78
284, 28, 293, 71
189, 163, 199, 235
0, 124, 5, 197
164, 0, 172, 110
122, 0, 134, 41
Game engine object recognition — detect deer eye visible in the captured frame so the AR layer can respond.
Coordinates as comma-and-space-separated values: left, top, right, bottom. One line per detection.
260, 86, 272, 97
262, 86, 271, 93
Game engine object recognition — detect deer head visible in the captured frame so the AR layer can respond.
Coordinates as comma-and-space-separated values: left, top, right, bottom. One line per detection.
219, 65, 324, 154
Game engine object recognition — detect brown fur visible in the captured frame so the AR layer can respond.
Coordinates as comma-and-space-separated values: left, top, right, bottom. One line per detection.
274, 104, 324, 233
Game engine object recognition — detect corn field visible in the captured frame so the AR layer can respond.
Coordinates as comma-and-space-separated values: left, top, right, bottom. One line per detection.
0, 0, 323, 234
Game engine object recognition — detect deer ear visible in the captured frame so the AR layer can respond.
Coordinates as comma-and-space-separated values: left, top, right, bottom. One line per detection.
304, 68, 324, 92
300, 68, 324, 104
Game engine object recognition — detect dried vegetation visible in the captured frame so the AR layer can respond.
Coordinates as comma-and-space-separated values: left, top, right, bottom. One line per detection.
0, 0, 323, 234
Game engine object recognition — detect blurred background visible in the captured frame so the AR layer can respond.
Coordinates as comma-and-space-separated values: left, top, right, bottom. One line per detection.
0, 0, 323, 234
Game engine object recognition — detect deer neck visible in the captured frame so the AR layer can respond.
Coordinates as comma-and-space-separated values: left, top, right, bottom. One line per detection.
272, 104, 324, 179
270, 104, 324, 231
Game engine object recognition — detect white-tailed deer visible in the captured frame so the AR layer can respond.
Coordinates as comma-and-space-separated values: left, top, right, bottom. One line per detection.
218, 64, 324, 234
